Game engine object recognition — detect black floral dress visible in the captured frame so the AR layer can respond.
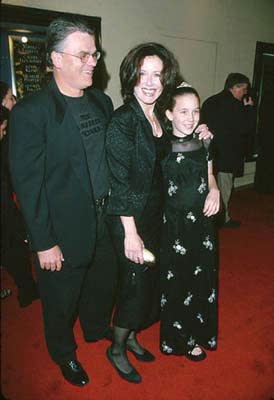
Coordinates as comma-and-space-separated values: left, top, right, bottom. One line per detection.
160, 134, 218, 355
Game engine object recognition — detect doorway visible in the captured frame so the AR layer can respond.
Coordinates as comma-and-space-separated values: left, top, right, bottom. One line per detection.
253, 41, 274, 193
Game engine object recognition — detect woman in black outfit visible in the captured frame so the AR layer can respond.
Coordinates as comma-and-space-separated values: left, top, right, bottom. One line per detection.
106, 43, 179, 383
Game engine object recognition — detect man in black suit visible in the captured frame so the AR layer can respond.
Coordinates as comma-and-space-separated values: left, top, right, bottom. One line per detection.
9, 17, 117, 387
202, 73, 255, 227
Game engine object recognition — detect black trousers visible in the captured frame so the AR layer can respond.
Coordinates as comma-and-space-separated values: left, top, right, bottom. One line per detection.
35, 210, 117, 365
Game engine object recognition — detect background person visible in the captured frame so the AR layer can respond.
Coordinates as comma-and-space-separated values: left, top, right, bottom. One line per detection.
0, 81, 16, 111
0, 100, 38, 307
201, 73, 256, 227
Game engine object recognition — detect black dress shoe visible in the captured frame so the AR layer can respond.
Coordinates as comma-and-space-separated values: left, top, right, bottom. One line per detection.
106, 346, 141, 384
85, 327, 113, 343
60, 360, 89, 387
127, 346, 155, 362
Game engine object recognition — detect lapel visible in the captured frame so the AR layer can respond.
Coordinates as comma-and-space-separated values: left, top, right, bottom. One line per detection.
47, 78, 94, 200
129, 98, 156, 170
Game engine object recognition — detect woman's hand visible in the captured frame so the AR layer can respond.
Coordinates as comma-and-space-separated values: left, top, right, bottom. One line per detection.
195, 124, 213, 141
203, 188, 220, 217
120, 216, 144, 264
124, 233, 144, 264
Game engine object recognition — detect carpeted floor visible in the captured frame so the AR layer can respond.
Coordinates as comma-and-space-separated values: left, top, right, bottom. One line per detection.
1, 187, 274, 400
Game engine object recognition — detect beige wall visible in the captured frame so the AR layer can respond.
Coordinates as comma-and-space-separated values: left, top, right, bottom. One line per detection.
3, 0, 274, 108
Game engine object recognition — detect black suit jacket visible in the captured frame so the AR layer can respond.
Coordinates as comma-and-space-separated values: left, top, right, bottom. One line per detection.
201, 90, 255, 176
9, 78, 113, 268
106, 97, 168, 221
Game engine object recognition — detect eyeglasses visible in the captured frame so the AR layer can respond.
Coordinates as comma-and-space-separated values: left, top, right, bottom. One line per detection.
59, 50, 101, 63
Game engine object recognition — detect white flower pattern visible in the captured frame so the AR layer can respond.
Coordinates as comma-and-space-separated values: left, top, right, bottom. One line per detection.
173, 239, 187, 255
176, 153, 185, 163
194, 266, 202, 275
186, 211, 196, 222
162, 341, 173, 354
167, 270, 174, 280
208, 288, 216, 303
184, 292, 193, 306
187, 336, 196, 347
161, 294, 167, 308
203, 235, 213, 250
207, 336, 217, 348
197, 313, 204, 323
173, 321, 183, 330
197, 177, 207, 194
168, 180, 178, 196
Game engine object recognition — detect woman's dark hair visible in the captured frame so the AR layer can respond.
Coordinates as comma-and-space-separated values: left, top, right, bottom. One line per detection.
0, 81, 10, 105
224, 73, 250, 90
46, 16, 96, 67
165, 86, 200, 112
119, 42, 180, 104
0, 105, 9, 125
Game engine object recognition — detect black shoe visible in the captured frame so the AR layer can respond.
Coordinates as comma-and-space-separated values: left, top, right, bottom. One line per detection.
106, 346, 141, 384
85, 327, 113, 343
222, 219, 241, 228
185, 346, 207, 362
60, 360, 89, 387
127, 346, 155, 362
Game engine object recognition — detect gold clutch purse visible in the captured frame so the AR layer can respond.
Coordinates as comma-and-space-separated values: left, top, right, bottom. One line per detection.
143, 248, 156, 265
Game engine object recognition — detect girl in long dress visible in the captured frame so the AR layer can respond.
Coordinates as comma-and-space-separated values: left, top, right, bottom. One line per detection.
160, 86, 220, 361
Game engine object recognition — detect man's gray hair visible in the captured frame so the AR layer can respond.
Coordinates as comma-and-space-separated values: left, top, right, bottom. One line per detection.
46, 16, 96, 67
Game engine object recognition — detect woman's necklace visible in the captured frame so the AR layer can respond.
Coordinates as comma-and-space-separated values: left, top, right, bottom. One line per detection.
145, 112, 162, 137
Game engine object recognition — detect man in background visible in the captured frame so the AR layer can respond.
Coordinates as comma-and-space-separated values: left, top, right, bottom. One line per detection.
202, 73, 256, 227
9, 17, 117, 387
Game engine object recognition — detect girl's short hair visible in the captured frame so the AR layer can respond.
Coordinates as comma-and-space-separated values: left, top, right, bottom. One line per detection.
120, 42, 180, 104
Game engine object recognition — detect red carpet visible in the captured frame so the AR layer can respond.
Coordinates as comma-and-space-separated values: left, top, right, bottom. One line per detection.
1, 188, 274, 400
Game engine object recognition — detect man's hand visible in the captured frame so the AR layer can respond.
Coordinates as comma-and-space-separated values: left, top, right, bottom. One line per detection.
37, 245, 64, 271
243, 96, 254, 106
195, 124, 213, 141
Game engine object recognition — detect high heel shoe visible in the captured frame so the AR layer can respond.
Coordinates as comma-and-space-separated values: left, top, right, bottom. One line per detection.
127, 346, 155, 362
106, 346, 142, 384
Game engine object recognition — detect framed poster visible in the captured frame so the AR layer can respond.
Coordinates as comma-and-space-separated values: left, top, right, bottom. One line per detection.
8, 34, 47, 99
1, 4, 104, 93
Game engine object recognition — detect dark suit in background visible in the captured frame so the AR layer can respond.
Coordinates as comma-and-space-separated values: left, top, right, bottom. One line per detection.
202, 87, 255, 225
1, 133, 38, 307
9, 77, 117, 365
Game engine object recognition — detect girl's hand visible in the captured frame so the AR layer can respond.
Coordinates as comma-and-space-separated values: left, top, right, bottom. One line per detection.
124, 233, 144, 264
195, 124, 213, 141
203, 188, 220, 217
